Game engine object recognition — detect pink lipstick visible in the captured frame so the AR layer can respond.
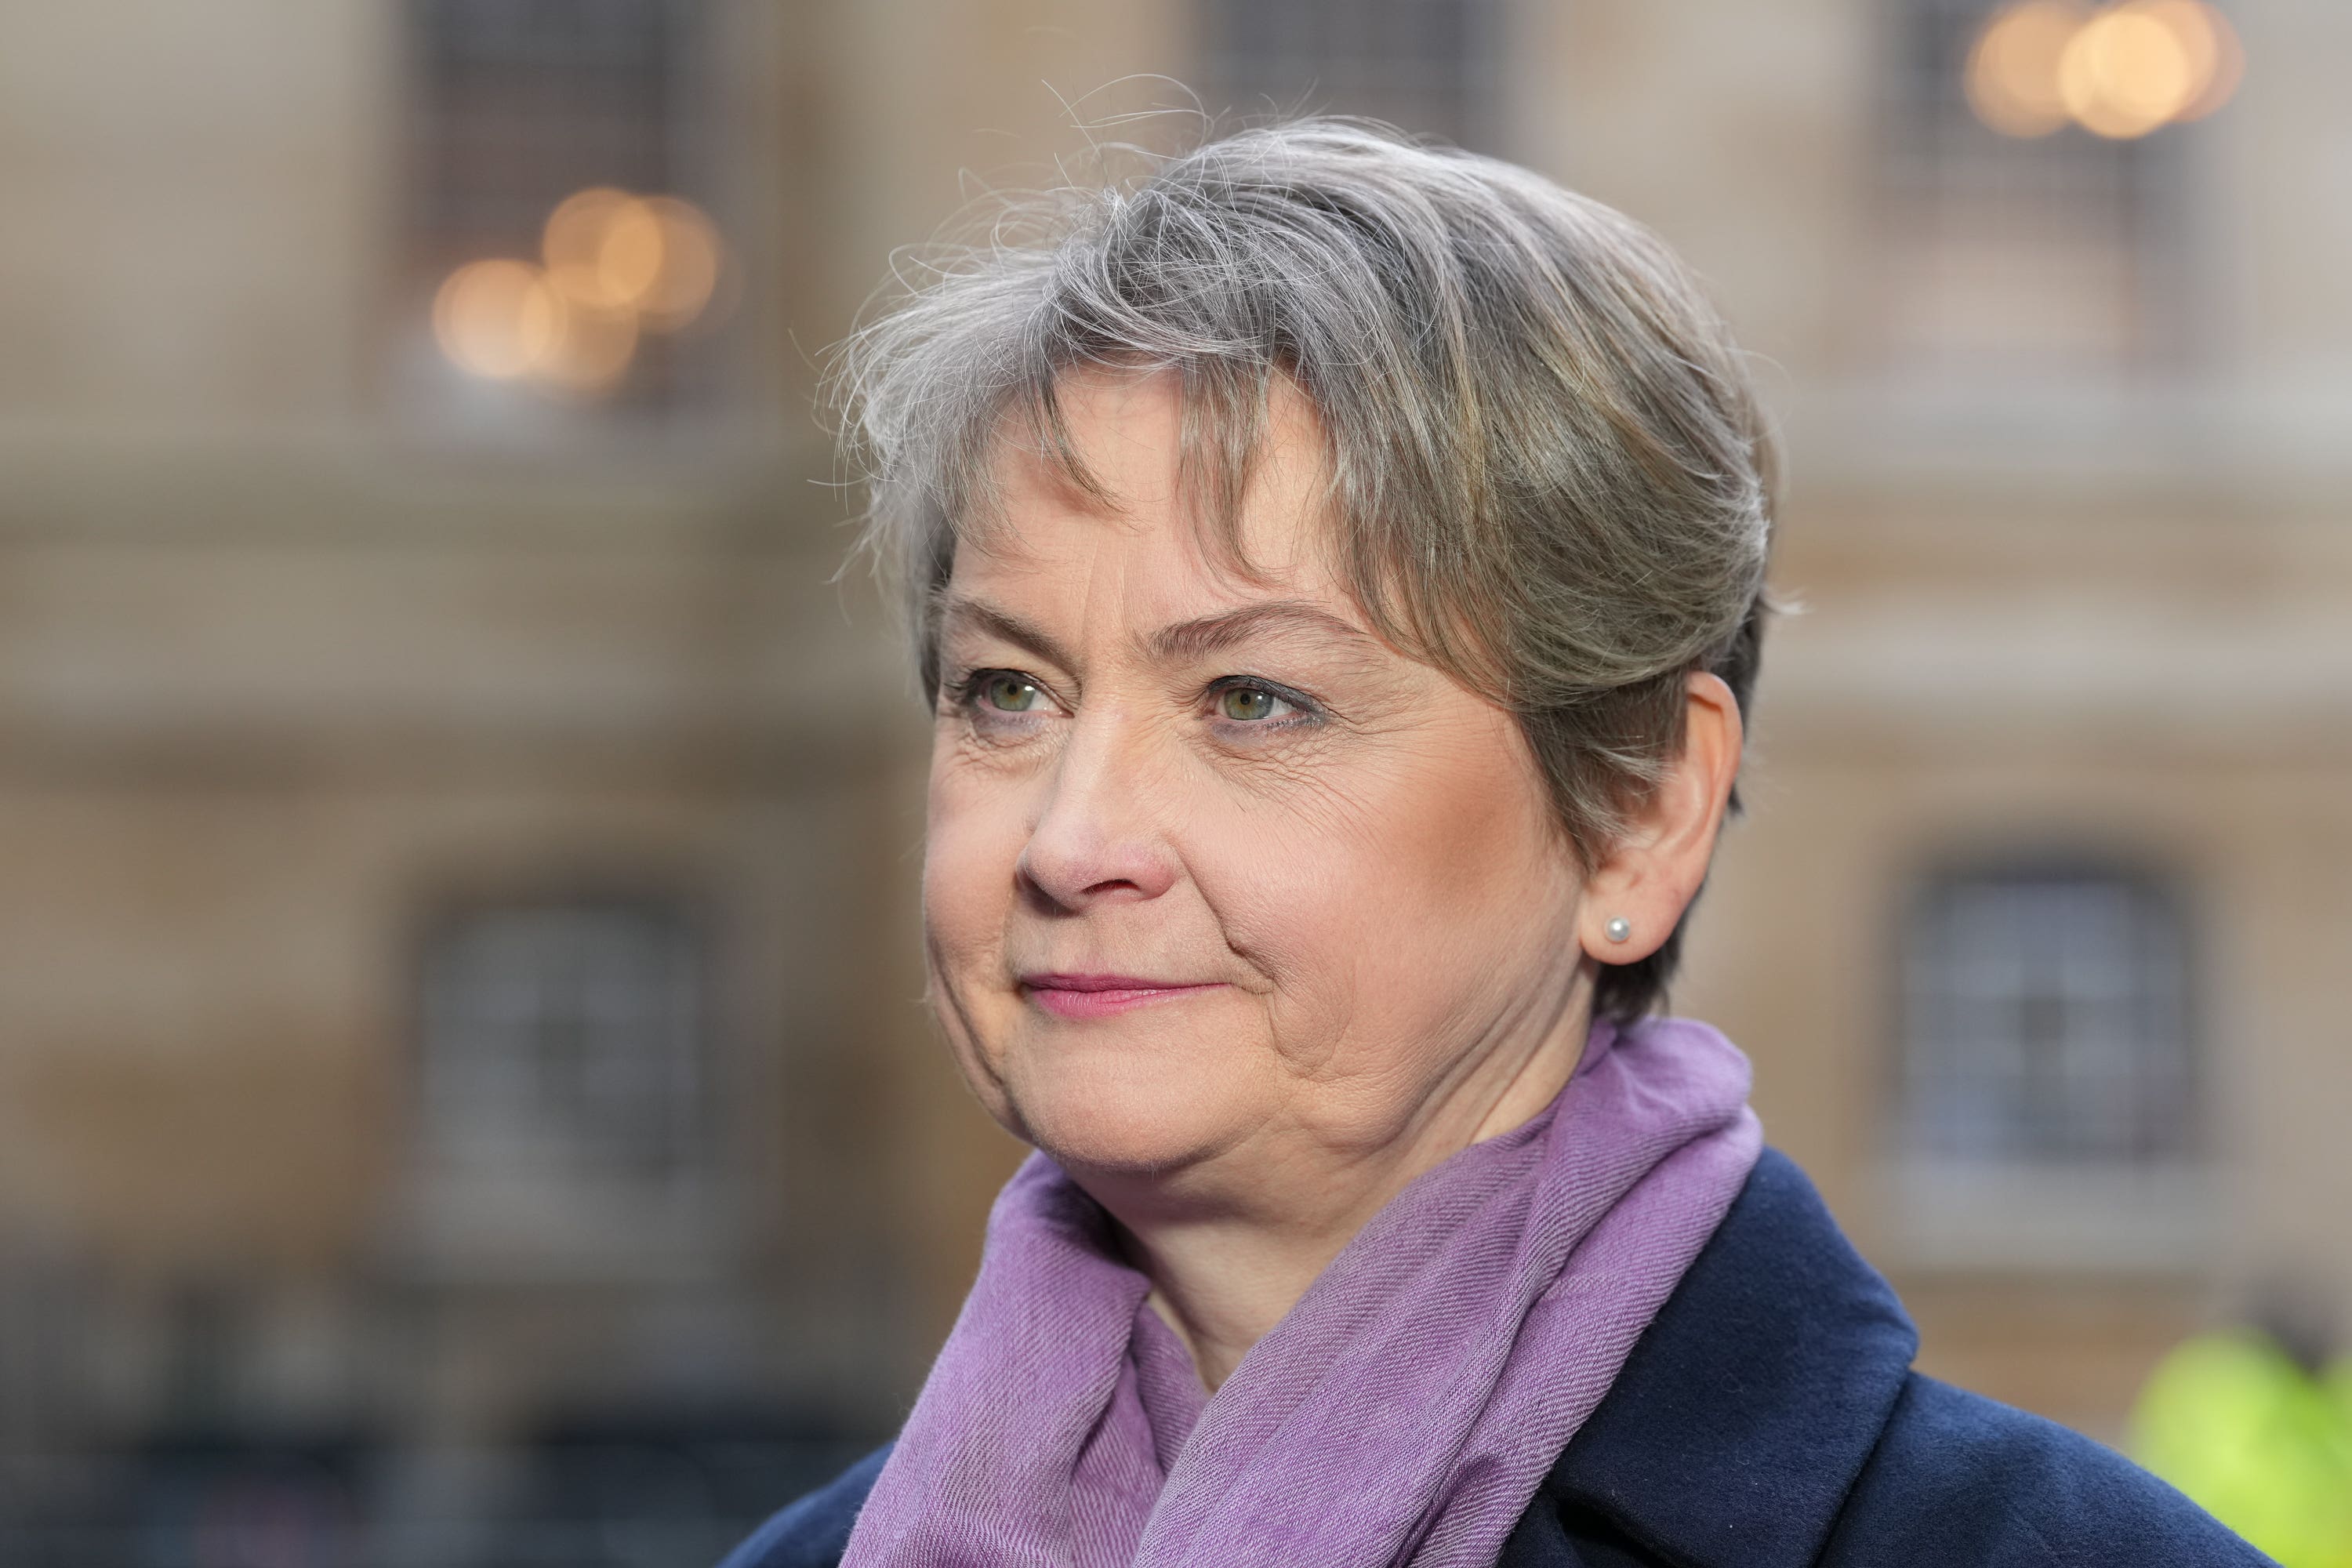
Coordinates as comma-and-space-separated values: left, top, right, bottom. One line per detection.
1019, 973, 1227, 1020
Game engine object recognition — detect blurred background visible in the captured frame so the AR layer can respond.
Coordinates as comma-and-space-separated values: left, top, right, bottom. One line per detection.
0, 0, 2346, 1563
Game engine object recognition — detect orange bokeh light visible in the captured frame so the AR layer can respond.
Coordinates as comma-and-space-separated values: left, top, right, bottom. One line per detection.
2061, 6, 2198, 137
633, 196, 722, 329
541, 187, 721, 328
2139, 0, 2245, 120
1968, 1, 2087, 138
433, 259, 565, 381
1967, 0, 2242, 140
434, 188, 725, 394
543, 187, 661, 311
538, 300, 641, 394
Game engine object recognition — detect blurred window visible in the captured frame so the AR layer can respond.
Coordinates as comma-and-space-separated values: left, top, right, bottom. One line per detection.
1198, 0, 1504, 151
1901, 865, 2196, 1164
1892, 862, 2208, 1265
400, 0, 725, 419
1875, 0, 2209, 379
406, 899, 712, 1270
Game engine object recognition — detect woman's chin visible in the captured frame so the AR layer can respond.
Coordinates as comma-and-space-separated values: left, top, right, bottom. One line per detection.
998, 1056, 1257, 1181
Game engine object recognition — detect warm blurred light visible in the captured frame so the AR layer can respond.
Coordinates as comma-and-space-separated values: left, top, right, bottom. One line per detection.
543, 187, 662, 311
2142, 0, 2245, 120
633, 196, 723, 329
436, 189, 724, 396
2061, 6, 2198, 136
542, 187, 722, 328
1968, 2, 2085, 138
1968, 0, 2242, 140
535, 299, 640, 393
433, 259, 565, 381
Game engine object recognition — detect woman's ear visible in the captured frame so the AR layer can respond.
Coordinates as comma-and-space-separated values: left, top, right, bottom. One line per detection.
1577, 672, 1744, 964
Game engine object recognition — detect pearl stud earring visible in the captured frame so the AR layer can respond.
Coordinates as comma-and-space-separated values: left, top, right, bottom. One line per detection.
1604, 916, 1632, 944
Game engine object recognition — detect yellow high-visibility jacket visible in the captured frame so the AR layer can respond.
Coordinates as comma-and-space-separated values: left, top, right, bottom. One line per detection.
2129, 1331, 2352, 1568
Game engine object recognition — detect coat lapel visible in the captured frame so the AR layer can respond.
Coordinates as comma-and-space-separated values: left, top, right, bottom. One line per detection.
1503, 1149, 1920, 1568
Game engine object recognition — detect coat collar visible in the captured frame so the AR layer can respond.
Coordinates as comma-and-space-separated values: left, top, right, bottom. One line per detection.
1530, 1148, 1921, 1568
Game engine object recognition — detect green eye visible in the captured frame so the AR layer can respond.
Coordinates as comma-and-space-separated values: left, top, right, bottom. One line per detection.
1218, 686, 1279, 721
983, 673, 1041, 712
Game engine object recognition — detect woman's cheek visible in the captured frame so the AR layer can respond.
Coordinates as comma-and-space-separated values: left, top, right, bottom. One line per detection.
1185, 793, 1356, 998
920, 813, 1029, 1131
924, 769, 1019, 973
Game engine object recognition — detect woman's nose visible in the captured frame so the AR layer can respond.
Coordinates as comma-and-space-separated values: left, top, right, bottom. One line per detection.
1014, 710, 1178, 909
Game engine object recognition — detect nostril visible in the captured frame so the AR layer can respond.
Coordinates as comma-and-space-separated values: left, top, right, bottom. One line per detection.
1016, 837, 1174, 910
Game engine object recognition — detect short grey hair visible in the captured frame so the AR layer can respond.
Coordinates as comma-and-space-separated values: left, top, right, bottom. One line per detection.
833, 117, 1777, 1022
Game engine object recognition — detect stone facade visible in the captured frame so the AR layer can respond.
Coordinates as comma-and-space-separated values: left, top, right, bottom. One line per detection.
0, 0, 2343, 1552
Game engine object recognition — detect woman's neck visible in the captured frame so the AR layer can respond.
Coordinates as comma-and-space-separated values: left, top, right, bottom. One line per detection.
1097, 989, 1595, 1392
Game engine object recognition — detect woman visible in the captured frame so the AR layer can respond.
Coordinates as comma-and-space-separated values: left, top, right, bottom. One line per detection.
724, 120, 2267, 1567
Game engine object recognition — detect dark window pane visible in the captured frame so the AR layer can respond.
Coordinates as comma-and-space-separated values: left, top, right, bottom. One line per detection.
416, 900, 706, 1187
1197, 0, 1503, 151
1899, 865, 2198, 1166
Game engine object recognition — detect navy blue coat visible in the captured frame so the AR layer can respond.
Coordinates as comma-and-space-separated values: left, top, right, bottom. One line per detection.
720, 1149, 2272, 1567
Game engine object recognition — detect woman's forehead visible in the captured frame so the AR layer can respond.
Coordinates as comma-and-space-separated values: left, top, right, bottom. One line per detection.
967, 368, 1338, 596
935, 488, 1390, 675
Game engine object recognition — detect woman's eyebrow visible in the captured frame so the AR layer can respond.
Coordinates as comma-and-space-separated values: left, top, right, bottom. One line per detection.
935, 593, 1381, 669
1142, 601, 1381, 662
934, 596, 1073, 670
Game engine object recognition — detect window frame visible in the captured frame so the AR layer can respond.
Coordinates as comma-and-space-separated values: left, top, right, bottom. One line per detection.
390, 886, 731, 1283
1862, 0, 2219, 392
384, 0, 753, 445
1882, 852, 2216, 1272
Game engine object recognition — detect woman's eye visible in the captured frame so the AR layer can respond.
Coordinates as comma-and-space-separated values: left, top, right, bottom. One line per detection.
979, 673, 1044, 713
1215, 684, 1299, 724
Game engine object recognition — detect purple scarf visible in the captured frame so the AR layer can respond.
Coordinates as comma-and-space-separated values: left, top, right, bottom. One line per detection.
843, 1015, 1763, 1568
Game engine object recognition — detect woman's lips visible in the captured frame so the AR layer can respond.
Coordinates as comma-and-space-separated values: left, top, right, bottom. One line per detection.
1019, 975, 1228, 1019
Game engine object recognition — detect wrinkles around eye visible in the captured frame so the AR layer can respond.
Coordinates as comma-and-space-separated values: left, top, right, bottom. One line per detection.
939, 666, 1328, 741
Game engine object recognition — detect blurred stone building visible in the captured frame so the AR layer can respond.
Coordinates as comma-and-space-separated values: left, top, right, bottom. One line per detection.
0, 0, 2344, 1559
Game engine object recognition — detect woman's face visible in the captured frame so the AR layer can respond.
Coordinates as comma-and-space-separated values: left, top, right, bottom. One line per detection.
922, 368, 1592, 1191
